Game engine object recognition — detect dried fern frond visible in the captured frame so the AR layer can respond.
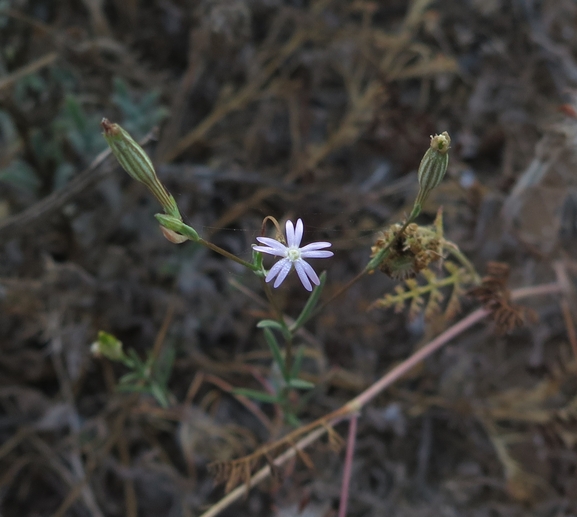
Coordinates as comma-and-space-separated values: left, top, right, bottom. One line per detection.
371, 260, 473, 321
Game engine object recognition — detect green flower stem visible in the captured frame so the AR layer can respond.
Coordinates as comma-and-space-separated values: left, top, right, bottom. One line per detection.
197, 236, 260, 272
261, 280, 293, 377
155, 214, 259, 271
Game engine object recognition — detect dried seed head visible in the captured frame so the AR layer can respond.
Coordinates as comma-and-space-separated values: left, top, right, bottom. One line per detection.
370, 221, 442, 280
414, 131, 451, 211
101, 118, 181, 219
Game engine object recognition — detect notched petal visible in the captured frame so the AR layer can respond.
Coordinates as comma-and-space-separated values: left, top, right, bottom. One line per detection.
265, 259, 287, 283
273, 260, 293, 288
294, 261, 313, 291
298, 259, 320, 286
256, 237, 287, 250
285, 220, 296, 247
294, 219, 304, 248
300, 250, 334, 259
253, 245, 287, 257
299, 242, 332, 252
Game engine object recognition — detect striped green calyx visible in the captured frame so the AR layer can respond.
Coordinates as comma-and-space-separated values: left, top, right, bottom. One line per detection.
411, 131, 450, 219
101, 119, 181, 220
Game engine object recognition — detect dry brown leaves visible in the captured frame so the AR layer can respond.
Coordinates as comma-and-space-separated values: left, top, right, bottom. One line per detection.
469, 262, 538, 334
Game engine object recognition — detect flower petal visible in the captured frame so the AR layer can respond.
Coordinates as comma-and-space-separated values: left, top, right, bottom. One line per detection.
295, 261, 313, 291
300, 250, 334, 259
299, 241, 332, 252
285, 220, 295, 247
294, 261, 312, 291
265, 258, 288, 283
298, 259, 320, 286
272, 259, 293, 288
293, 219, 304, 248
253, 245, 287, 257
255, 237, 287, 251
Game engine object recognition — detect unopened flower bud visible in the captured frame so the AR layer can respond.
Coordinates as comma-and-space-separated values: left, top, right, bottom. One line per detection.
91, 331, 125, 361
101, 118, 181, 220
155, 214, 199, 241
413, 131, 451, 215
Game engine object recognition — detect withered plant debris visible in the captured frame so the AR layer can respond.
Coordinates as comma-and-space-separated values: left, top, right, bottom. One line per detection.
469, 262, 538, 334
208, 423, 343, 494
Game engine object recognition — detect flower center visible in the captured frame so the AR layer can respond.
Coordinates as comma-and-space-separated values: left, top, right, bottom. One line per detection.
286, 246, 301, 262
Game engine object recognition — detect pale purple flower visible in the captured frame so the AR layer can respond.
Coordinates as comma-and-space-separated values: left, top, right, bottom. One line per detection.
253, 219, 333, 291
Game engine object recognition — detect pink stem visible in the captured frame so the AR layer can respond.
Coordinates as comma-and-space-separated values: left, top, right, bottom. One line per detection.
338, 414, 358, 517
347, 307, 489, 411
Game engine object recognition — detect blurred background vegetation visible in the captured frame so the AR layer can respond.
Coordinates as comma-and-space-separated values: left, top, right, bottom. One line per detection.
1, 1, 577, 516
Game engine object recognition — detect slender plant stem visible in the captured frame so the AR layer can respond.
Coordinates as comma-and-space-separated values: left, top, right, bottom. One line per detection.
510, 282, 562, 300
338, 414, 358, 517
315, 270, 366, 316
552, 262, 577, 359
196, 237, 259, 271
261, 280, 293, 375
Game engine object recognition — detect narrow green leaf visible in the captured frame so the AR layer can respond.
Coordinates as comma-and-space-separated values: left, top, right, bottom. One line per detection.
288, 378, 315, 390
257, 320, 284, 331
259, 318, 291, 342
119, 372, 141, 384
253, 250, 264, 270
150, 383, 170, 408
289, 271, 326, 332
289, 345, 305, 380
233, 388, 280, 403
285, 412, 301, 427
263, 328, 287, 380
155, 346, 175, 386
127, 349, 143, 365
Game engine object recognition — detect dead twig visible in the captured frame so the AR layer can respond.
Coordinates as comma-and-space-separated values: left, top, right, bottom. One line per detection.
160, 29, 310, 163
0, 131, 155, 239
553, 260, 577, 359
0, 52, 58, 92
338, 413, 358, 517
203, 374, 274, 434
